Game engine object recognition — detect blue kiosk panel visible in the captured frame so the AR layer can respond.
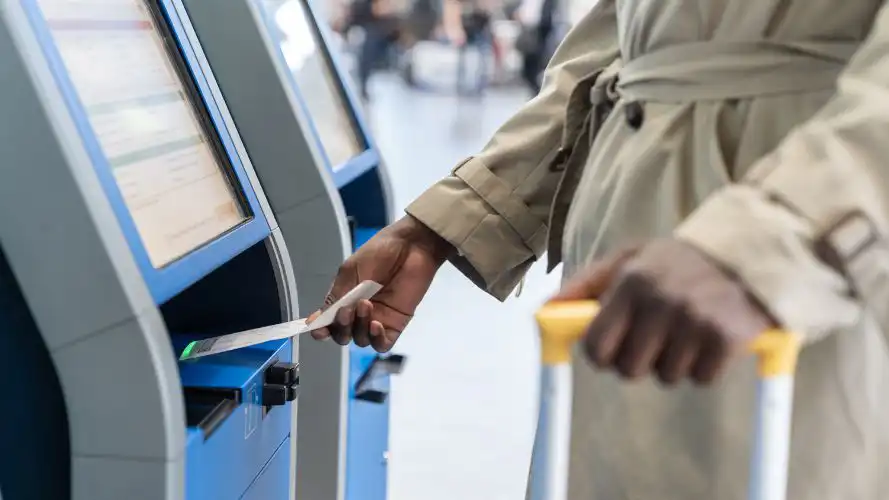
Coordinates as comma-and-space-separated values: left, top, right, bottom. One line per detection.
21, 1, 295, 498
180, 338, 293, 500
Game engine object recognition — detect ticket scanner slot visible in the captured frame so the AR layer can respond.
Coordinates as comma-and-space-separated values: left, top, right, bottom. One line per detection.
0, 0, 299, 498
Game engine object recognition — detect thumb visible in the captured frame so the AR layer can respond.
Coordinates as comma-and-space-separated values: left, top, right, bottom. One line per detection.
308, 264, 359, 340
549, 247, 639, 302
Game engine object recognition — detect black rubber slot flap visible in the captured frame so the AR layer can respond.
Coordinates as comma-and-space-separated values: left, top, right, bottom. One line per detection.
187, 399, 238, 441
184, 386, 242, 405
354, 354, 406, 404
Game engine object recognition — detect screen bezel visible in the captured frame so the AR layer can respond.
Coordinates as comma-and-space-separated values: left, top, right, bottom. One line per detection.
22, 0, 272, 305
254, 0, 381, 188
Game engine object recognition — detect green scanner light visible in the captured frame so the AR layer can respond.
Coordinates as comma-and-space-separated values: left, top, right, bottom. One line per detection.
179, 341, 197, 361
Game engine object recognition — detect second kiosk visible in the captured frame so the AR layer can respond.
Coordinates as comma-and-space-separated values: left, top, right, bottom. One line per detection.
178, 1, 399, 499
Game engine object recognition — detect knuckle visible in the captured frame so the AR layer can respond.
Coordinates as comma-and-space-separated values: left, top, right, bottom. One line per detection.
585, 337, 606, 367
335, 263, 351, 278
699, 322, 730, 354
333, 260, 358, 284
617, 271, 656, 302
656, 371, 676, 386
660, 373, 680, 386
625, 359, 648, 379
691, 371, 712, 385
692, 359, 720, 385
616, 364, 638, 380
711, 330, 731, 354
614, 359, 631, 378
615, 351, 639, 378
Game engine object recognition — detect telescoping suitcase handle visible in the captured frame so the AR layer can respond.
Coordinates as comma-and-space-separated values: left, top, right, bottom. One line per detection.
529, 301, 802, 500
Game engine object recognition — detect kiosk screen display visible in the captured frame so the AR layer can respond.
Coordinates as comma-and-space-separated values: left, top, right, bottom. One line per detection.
37, 0, 248, 267
260, 0, 365, 169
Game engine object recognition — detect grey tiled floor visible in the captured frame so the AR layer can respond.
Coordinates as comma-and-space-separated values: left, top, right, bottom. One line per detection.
363, 74, 563, 500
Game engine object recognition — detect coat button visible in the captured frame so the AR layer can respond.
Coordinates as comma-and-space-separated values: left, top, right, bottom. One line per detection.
625, 101, 644, 130
549, 147, 570, 172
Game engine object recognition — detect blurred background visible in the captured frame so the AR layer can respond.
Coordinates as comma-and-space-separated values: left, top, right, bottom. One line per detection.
305, 0, 583, 497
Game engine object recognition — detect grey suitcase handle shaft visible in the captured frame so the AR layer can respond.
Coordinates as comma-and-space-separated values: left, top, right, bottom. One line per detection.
529, 301, 801, 500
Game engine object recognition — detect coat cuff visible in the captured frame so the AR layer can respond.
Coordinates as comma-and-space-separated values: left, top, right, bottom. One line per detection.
674, 185, 861, 343
405, 157, 548, 301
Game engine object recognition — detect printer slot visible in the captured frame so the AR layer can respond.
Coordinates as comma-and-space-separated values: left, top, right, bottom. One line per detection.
186, 399, 238, 440
184, 386, 241, 440
184, 386, 242, 405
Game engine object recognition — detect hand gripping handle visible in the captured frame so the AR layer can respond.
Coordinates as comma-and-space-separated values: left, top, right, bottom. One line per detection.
534, 301, 801, 376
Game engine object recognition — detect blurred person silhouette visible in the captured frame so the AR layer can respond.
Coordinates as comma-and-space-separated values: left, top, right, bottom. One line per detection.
442, 0, 495, 95
349, 0, 401, 100
312, 0, 889, 499
514, 0, 556, 95
396, 0, 441, 88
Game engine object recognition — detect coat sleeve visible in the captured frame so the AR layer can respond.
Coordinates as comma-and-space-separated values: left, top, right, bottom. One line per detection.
675, 3, 889, 343
405, 1, 620, 300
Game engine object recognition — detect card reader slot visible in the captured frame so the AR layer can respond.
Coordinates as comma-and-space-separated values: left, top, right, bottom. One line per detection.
184, 386, 241, 440
184, 386, 242, 405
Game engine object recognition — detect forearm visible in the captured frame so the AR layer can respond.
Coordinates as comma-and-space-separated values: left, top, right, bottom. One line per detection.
408, 1, 620, 299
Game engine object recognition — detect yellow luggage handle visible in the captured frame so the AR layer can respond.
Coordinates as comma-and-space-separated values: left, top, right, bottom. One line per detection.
535, 301, 802, 377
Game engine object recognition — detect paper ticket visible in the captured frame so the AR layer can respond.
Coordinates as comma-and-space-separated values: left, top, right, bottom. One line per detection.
179, 281, 383, 361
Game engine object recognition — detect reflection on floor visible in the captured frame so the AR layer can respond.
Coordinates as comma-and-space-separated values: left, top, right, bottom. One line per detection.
365, 74, 563, 500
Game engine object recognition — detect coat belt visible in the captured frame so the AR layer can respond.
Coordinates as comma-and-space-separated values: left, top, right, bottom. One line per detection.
546, 40, 857, 271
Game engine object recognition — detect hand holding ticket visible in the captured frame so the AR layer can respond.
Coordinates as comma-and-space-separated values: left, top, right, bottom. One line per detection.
179, 281, 383, 361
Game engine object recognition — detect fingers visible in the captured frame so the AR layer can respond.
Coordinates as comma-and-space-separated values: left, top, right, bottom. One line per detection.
690, 325, 732, 385
309, 300, 403, 353
352, 300, 373, 348
369, 321, 400, 353
653, 315, 701, 385
585, 283, 633, 367
551, 247, 639, 302
310, 267, 358, 341
331, 306, 355, 346
308, 310, 330, 341
612, 296, 671, 379
584, 273, 732, 386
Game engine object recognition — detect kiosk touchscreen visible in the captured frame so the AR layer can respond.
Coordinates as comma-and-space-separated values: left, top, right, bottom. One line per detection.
178, 1, 397, 499
267, 0, 366, 170
0, 0, 299, 499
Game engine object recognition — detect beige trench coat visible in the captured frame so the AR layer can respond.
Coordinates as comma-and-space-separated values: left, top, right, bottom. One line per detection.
407, 0, 889, 498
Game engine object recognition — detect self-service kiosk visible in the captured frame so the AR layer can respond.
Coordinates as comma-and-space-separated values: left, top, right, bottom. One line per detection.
0, 1, 301, 499
176, 1, 397, 499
